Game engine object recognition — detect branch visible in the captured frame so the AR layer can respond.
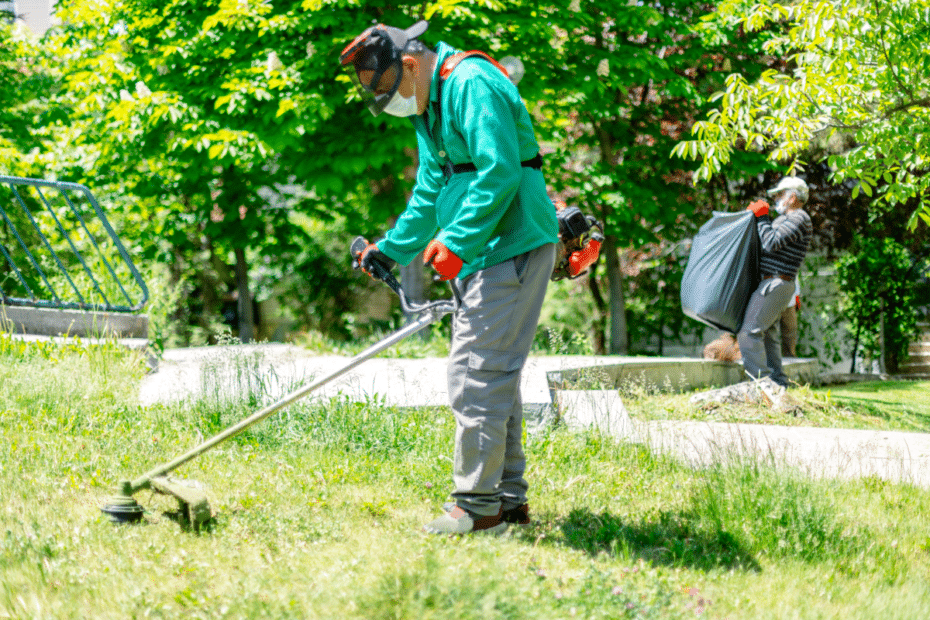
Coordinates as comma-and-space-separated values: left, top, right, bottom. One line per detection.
817, 95, 930, 131
874, 0, 916, 101
883, 97, 930, 117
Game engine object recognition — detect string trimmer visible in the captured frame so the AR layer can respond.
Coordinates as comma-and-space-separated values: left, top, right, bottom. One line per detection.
101, 237, 460, 528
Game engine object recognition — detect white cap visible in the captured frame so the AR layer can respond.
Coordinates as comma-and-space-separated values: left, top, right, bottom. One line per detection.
767, 176, 809, 203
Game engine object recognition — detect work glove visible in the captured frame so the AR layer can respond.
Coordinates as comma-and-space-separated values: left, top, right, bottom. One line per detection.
423, 239, 463, 281
568, 238, 602, 277
352, 239, 396, 281
747, 200, 769, 217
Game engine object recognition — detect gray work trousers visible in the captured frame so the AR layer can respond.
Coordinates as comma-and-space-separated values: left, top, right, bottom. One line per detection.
447, 243, 556, 517
780, 305, 798, 357
738, 277, 796, 387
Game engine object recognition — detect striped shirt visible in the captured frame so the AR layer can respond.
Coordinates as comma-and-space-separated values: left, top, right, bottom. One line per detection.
757, 209, 812, 279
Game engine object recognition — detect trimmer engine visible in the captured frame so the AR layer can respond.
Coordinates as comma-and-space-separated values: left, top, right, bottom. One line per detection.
552, 205, 605, 281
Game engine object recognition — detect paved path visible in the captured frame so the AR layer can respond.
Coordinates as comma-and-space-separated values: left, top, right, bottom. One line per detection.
140, 344, 930, 490
139, 344, 617, 411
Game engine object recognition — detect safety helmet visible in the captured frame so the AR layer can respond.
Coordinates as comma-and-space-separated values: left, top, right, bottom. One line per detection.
767, 176, 809, 203
340, 20, 428, 116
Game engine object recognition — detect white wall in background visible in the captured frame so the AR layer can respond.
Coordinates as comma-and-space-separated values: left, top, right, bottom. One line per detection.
16, 0, 54, 36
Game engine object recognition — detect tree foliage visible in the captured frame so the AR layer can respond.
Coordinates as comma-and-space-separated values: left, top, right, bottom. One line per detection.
27, 0, 912, 356
835, 236, 927, 373
42, 0, 428, 343
673, 0, 930, 232
0, 19, 48, 176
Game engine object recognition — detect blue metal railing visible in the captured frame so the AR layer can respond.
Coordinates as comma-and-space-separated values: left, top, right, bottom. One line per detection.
0, 176, 148, 313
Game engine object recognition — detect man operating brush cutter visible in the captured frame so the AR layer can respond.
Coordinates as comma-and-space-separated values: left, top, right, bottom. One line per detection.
341, 20, 600, 535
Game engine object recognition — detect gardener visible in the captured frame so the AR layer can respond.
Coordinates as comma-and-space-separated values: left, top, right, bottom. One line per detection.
740, 176, 813, 388
340, 20, 559, 534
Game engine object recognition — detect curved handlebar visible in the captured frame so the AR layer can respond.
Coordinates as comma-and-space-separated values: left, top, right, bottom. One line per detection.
350, 236, 461, 316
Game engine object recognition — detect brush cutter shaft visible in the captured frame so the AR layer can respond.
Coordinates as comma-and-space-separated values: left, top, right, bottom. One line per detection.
129, 308, 447, 492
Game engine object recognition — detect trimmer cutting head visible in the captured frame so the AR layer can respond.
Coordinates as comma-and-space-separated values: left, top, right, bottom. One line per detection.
101, 480, 145, 523
100, 477, 212, 528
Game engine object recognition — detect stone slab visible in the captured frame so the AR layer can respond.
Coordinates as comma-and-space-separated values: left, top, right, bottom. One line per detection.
639, 420, 930, 488
555, 390, 638, 440
0, 304, 148, 338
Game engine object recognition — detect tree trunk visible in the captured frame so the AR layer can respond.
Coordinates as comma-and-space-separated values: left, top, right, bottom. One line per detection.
878, 298, 887, 374
234, 246, 254, 343
604, 235, 628, 354
588, 268, 607, 355
850, 318, 861, 373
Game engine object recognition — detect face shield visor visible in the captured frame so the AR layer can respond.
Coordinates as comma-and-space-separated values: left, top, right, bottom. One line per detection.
340, 21, 427, 117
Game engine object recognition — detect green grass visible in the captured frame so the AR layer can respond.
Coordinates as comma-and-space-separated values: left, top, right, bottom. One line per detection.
1, 336, 929, 619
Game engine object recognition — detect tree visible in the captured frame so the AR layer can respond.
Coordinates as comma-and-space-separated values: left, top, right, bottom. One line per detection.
673, 0, 930, 232
0, 17, 47, 176
32, 0, 785, 351
43, 0, 423, 343
835, 236, 926, 374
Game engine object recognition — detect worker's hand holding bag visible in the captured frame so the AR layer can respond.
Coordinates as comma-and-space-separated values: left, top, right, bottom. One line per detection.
747, 200, 770, 217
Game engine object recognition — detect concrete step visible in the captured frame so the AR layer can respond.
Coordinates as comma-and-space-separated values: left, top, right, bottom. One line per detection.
899, 361, 930, 374
892, 373, 930, 381
910, 342, 930, 354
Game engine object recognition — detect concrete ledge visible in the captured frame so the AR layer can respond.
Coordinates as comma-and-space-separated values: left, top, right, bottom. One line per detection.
641, 420, 930, 488
547, 357, 820, 393
0, 304, 148, 339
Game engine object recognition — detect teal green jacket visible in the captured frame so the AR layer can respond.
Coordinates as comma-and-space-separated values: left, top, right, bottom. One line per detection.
377, 42, 559, 279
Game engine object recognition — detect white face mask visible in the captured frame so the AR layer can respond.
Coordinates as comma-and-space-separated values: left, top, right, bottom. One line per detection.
382, 63, 418, 117
383, 90, 418, 117
774, 192, 793, 214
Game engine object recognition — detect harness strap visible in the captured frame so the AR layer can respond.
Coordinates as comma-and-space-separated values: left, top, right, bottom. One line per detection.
443, 152, 543, 180
440, 50, 510, 81
436, 51, 541, 180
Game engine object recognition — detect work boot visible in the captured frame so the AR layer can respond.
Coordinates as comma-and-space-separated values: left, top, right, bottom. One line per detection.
424, 505, 508, 535
442, 501, 530, 525
502, 503, 530, 525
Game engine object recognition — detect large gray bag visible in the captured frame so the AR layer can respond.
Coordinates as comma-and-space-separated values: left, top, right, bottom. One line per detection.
680, 210, 760, 334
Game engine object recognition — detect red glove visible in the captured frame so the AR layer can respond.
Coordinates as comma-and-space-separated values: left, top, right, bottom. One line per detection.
568, 238, 602, 277
423, 240, 463, 281
795, 295, 801, 310
747, 200, 769, 217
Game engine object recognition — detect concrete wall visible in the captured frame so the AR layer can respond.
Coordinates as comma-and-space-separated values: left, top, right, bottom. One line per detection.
0, 304, 148, 339
546, 357, 820, 394
14, 0, 54, 36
